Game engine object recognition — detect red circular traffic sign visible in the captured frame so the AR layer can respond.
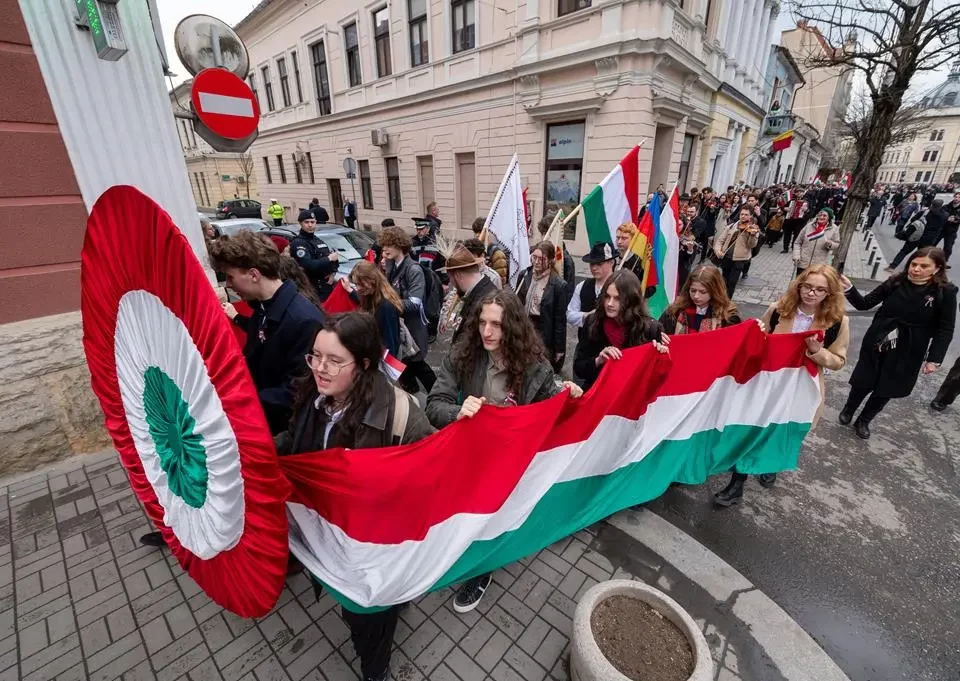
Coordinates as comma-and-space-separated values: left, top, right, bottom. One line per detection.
191, 68, 260, 140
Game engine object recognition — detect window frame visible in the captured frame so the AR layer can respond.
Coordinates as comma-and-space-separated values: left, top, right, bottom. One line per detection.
386, 156, 402, 211
373, 6, 393, 78
293, 154, 303, 183
306, 151, 316, 184
248, 74, 260, 110
277, 56, 292, 108
408, 0, 429, 67
310, 41, 333, 115
922, 150, 931, 162
359, 159, 374, 209
451, 0, 476, 54
277, 154, 287, 184
557, 0, 592, 18
262, 156, 273, 184
291, 50, 304, 103
261, 65, 276, 111
344, 21, 362, 87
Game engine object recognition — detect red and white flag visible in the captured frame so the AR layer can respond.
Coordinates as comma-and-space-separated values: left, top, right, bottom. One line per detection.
380, 350, 406, 383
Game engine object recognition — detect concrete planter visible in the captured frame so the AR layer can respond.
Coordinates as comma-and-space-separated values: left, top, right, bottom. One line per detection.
571, 580, 713, 681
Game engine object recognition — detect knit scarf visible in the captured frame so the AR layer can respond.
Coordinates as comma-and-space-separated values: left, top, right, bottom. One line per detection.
602, 317, 627, 348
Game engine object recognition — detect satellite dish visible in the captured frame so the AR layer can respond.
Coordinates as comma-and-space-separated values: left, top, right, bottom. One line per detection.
174, 14, 250, 80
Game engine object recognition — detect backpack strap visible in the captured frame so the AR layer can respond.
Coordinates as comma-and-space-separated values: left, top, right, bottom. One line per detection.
824, 320, 842, 349
769, 309, 780, 331
391, 386, 410, 445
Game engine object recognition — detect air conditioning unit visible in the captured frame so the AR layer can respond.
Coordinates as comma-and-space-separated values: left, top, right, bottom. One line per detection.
371, 128, 389, 146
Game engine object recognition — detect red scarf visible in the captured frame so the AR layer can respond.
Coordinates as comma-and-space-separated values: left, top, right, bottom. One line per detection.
675, 307, 716, 335
602, 317, 627, 348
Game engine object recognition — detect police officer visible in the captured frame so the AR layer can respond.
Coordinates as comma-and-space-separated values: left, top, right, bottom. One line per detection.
268, 199, 285, 226
290, 208, 339, 302
410, 218, 448, 284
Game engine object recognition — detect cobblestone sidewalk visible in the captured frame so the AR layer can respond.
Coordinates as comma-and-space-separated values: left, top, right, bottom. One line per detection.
1, 450, 816, 681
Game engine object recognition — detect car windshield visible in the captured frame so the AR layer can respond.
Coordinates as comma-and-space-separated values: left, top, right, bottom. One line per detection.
315, 232, 367, 260
326, 229, 375, 254
218, 220, 270, 236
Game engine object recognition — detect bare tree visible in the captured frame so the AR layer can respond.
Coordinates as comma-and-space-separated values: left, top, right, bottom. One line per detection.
787, 0, 960, 271
835, 90, 931, 172
236, 153, 255, 199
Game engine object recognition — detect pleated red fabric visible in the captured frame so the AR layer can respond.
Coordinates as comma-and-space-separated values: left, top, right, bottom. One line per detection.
81, 186, 290, 617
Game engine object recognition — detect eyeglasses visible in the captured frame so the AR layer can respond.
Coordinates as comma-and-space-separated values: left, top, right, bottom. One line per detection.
305, 354, 355, 375
799, 283, 830, 296
530, 254, 547, 263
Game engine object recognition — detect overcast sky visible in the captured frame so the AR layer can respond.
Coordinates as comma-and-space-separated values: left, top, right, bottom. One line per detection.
158, 1, 948, 95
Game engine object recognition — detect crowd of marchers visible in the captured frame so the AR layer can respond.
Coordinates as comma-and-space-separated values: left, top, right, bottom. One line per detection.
177, 185, 956, 681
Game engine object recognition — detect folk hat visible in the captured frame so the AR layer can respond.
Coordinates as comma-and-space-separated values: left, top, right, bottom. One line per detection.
818, 207, 835, 221
582, 241, 616, 264
439, 245, 480, 272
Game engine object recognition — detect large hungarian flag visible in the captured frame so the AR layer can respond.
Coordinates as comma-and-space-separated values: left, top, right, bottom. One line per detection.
279, 322, 820, 611
582, 145, 640, 246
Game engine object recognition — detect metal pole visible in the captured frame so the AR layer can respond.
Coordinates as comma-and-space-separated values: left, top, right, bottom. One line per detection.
211, 26, 223, 68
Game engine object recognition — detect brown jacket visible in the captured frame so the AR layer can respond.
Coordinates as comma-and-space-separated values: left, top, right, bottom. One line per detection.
761, 304, 850, 428
488, 246, 509, 286
714, 222, 760, 262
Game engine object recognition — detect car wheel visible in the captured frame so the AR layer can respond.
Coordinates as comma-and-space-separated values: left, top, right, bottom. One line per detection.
227, 214, 236, 219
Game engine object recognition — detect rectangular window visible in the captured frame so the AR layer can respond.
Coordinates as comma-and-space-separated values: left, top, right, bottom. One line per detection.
277, 57, 292, 107
249, 75, 260, 109
452, 0, 476, 53
930, 130, 938, 141
922, 150, 931, 162
345, 22, 362, 87
373, 7, 392, 77
930, 150, 939, 163
937, 129, 945, 141
262, 156, 273, 184
310, 42, 332, 115
200, 173, 210, 205
359, 160, 373, 209
915, 171, 924, 182
899, 171, 905, 181
558, 0, 591, 17
277, 154, 287, 184
544, 120, 586, 241
924, 170, 932, 182
678, 133, 697, 192
293, 154, 303, 183
261, 66, 276, 111
409, 0, 429, 67
386, 156, 402, 211
291, 50, 304, 103
306, 151, 315, 184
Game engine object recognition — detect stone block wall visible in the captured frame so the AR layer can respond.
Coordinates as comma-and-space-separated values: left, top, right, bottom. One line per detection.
0, 311, 110, 475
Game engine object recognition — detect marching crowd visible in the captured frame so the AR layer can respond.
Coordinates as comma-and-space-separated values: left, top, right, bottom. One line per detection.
181, 182, 956, 681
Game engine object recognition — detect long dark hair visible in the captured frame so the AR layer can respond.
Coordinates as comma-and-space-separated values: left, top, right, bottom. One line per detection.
278, 255, 323, 309
588, 270, 659, 346
451, 290, 545, 398
293, 312, 385, 441
891, 247, 950, 288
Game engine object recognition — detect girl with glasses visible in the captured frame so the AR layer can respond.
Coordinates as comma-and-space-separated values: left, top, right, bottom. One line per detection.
516, 241, 568, 372
714, 265, 850, 507
277, 312, 435, 681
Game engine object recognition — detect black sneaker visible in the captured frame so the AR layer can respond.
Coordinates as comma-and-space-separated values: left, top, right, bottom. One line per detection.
757, 473, 777, 488
453, 574, 492, 614
363, 669, 389, 681
838, 409, 854, 425
931, 399, 947, 412
139, 531, 165, 548
713, 477, 744, 508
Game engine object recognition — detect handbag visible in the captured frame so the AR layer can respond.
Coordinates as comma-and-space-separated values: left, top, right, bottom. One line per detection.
398, 318, 419, 359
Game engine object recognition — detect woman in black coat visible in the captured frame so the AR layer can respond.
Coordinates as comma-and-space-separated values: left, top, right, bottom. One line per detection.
516, 241, 568, 372
839, 247, 957, 439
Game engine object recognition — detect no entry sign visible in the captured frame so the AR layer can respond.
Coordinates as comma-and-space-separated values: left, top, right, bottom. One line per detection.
191, 68, 260, 141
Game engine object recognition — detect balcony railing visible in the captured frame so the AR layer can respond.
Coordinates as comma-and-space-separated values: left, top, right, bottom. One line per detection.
764, 112, 796, 135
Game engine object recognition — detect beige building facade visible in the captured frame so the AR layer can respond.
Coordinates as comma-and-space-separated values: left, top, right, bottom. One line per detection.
779, 21, 854, 171
875, 64, 960, 186
170, 81, 261, 210
236, 0, 733, 253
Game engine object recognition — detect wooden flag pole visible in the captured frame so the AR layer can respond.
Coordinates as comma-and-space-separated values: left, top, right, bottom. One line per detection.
561, 203, 582, 226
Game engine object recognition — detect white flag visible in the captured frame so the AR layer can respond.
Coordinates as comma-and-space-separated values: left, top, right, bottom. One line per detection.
484, 154, 530, 288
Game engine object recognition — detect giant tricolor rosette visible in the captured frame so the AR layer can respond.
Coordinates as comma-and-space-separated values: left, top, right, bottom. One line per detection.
81, 185, 290, 617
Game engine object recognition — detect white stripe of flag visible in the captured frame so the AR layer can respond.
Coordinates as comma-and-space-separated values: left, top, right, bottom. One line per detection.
198, 92, 255, 117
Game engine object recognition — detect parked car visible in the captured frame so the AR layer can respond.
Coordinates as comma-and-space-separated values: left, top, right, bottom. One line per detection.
216, 199, 262, 219
211, 218, 274, 237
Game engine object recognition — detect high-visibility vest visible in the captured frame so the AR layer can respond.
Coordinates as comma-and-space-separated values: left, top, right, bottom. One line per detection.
268, 203, 284, 219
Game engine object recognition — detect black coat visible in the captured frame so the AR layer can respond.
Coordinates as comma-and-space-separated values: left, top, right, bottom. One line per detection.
386, 256, 430, 362
573, 316, 663, 390
290, 230, 339, 301
234, 280, 325, 433
516, 269, 567, 358
451, 275, 499, 345
847, 279, 957, 398
918, 206, 947, 247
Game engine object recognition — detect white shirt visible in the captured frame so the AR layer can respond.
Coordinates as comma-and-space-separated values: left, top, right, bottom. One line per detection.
791, 309, 815, 333
314, 396, 345, 449
566, 280, 605, 327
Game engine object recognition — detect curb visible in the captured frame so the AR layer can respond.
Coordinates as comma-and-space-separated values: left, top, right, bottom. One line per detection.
606, 510, 851, 681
